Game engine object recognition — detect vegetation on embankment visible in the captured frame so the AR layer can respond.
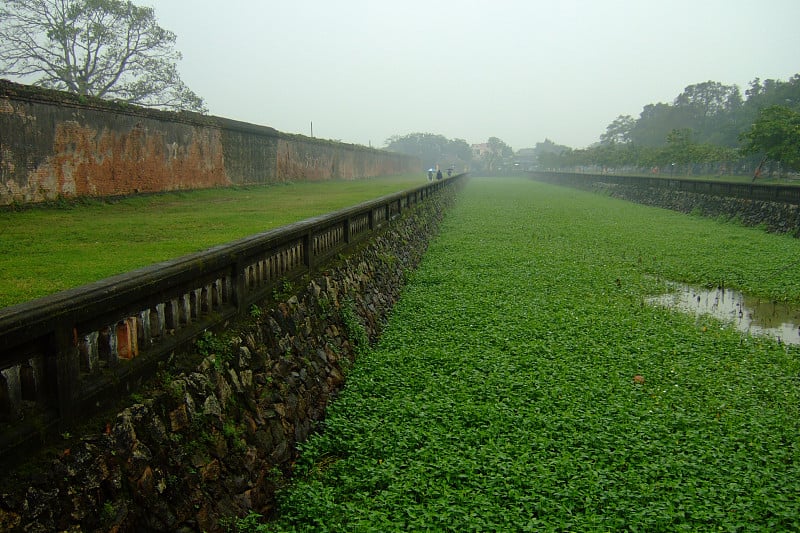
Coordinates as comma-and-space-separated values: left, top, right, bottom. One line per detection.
256, 177, 800, 531
0, 174, 424, 308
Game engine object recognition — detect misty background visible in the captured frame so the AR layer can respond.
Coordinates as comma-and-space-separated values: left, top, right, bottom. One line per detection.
151, 0, 800, 151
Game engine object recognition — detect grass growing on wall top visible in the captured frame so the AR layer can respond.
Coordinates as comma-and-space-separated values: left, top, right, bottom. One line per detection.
261, 177, 800, 532
0, 174, 425, 308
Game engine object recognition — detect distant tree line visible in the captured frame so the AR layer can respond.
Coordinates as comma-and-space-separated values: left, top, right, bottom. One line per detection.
383, 133, 514, 173
384, 133, 472, 171
537, 75, 800, 178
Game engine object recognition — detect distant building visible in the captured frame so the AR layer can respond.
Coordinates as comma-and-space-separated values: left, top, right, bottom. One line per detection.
514, 148, 538, 170
471, 143, 492, 158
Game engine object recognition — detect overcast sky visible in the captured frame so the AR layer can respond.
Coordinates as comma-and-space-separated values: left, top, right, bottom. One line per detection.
152, 0, 800, 151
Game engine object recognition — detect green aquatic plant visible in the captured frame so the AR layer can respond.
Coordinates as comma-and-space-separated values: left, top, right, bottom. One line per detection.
265, 177, 800, 531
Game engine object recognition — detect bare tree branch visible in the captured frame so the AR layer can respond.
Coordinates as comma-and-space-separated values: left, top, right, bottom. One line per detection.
0, 0, 206, 112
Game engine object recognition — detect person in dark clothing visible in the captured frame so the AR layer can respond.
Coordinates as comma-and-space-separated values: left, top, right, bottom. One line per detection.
436, 169, 443, 180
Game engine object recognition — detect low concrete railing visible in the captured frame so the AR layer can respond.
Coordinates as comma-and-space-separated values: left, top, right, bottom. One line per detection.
529, 171, 800, 205
0, 175, 465, 461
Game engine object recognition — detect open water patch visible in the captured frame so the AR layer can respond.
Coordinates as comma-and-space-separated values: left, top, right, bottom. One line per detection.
647, 282, 800, 346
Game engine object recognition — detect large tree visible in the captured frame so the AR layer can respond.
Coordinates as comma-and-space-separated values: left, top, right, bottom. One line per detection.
629, 102, 694, 147
600, 115, 636, 145
740, 105, 800, 177
482, 136, 513, 171
674, 81, 742, 118
0, 0, 205, 112
673, 81, 743, 146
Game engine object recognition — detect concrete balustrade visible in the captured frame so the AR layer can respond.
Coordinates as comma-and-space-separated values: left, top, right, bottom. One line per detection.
0, 175, 463, 462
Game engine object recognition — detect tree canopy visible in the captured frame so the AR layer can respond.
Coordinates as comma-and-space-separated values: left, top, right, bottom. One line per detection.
531, 73, 800, 177
625, 77, 799, 152
384, 133, 473, 171
740, 105, 800, 175
0, 0, 205, 112
483, 136, 513, 171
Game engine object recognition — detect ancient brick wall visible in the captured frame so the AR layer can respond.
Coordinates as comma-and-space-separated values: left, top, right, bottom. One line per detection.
0, 80, 417, 205
274, 136, 413, 182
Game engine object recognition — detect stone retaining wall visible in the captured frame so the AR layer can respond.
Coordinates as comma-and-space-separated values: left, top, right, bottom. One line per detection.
0, 184, 458, 532
529, 172, 800, 237
595, 182, 800, 236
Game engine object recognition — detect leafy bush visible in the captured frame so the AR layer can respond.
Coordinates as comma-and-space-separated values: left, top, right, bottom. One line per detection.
196, 330, 227, 357
341, 298, 369, 356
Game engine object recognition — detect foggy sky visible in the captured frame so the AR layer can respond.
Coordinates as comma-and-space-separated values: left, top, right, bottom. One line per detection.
153, 0, 800, 151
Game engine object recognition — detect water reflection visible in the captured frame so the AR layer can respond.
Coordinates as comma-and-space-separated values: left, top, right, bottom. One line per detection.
647, 283, 800, 346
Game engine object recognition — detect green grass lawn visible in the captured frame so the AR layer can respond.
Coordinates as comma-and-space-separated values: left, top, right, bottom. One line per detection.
0, 175, 425, 308
262, 177, 800, 532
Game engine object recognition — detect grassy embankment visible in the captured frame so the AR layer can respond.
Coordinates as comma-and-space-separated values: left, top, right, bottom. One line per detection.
257, 177, 800, 531
0, 175, 424, 309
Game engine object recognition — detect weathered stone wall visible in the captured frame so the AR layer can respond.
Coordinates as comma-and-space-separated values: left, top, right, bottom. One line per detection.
529, 172, 800, 237
0, 84, 227, 203
274, 136, 414, 182
219, 119, 415, 184
0, 183, 458, 532
595, 182, 800, 236
0, 80, 417, 204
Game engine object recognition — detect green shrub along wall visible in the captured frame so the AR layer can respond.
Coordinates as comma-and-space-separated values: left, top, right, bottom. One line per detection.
0, 80, 417, 205
0, 182, 459, 532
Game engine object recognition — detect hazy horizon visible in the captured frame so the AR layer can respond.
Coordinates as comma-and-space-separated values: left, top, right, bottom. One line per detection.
47, 1, 800, 151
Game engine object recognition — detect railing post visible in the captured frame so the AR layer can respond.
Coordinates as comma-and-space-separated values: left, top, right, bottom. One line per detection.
304, 231, 314, 272
232, 258, 248, 314
51, 324, 79, 421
